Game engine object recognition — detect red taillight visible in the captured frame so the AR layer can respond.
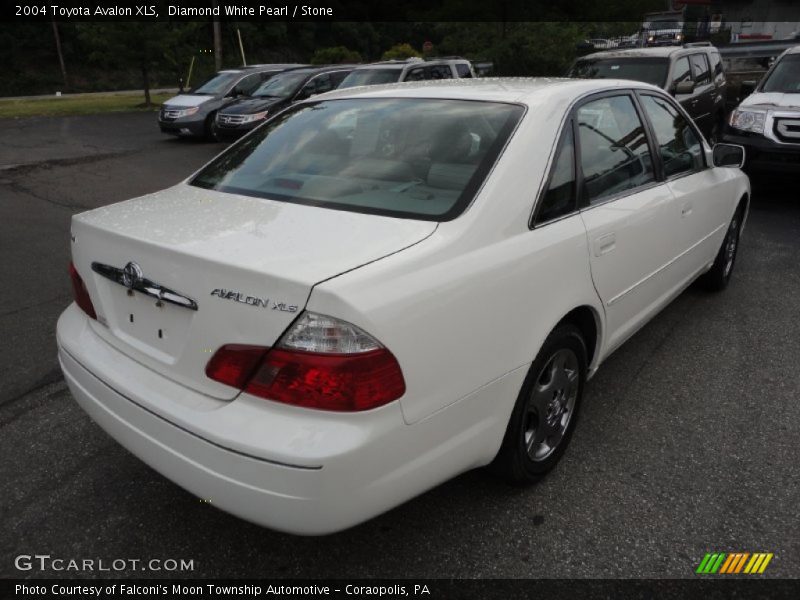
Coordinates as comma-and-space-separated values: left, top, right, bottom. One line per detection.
68, 262, 97, 319
205, 344, 268, 389
245, 348, 406, 411
206, 345, 406, 412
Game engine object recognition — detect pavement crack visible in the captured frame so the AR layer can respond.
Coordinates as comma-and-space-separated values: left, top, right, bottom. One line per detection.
0, 293, 70, 319
0, 368, 64, 412
3, 179, 92, 210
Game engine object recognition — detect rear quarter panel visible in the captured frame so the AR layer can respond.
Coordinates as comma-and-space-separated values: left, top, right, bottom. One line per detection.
309, 96, 605, 426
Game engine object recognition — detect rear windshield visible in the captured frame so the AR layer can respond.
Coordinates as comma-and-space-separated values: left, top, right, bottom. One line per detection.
190, 98, 524, 221
569, 58, 669, 88
339, 69, 402, 89
761, 54, 800, 93
191, 72, 240, 95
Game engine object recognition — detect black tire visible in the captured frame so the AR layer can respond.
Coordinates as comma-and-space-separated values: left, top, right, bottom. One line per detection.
699, 204, 743, 292
492, 323, 587, 485
204, 113, 219, 142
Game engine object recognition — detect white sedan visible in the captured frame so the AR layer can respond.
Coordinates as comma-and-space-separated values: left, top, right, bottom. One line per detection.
58, 78, 749, 534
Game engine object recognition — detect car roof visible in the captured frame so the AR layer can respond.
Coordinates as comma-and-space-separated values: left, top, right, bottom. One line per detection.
579, 46, 716, 60
284, 65, 359, 76
244, 63, 309, 70
350, 58, 468, 71
317, 77, 664, 106
783, 44, 800, 55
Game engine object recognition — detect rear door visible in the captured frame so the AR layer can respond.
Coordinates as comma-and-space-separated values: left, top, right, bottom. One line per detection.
575, 92, 683, 352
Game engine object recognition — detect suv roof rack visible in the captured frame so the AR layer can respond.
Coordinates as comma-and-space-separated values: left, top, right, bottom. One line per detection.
425, 56, 467, 61
683, 42, 713, 48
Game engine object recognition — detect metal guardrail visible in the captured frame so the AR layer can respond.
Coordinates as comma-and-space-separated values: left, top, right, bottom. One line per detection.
717, 40, 800, 60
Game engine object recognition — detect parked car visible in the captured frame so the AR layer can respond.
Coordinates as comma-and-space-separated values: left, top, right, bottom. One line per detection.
158, 65, 306, 140
214, 65, 356, 141
338, 57, 475, 89
59, 78, 749, 535
568, 44, 728, 141
723, 45, 800, 173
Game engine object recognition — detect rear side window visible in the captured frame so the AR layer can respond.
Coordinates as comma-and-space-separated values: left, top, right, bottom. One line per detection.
190, 98, 524, 221
709, 52, 723, 77
576, 95, 656, 205
690, 54, 711, 85
640, 94, 704, 177
536, 123, 576, 224
456, 63, 473, 78
405, 66, 453, 81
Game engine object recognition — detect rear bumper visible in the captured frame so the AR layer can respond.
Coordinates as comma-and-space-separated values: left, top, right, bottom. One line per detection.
57, 304, 519, 534
723, 130, 800, 174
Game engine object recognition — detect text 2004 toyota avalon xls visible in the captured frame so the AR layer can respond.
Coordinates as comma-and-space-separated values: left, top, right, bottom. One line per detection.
58, 79, 749, 534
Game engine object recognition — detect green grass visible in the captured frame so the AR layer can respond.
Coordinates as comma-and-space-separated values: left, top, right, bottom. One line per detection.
0, 92, 173, 119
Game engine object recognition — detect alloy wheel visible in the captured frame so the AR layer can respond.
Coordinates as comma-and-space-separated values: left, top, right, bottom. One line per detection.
523, 348, 580, 462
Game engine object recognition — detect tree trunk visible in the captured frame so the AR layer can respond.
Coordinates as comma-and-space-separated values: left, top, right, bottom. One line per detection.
212, 1, 223, 71
141, 64, 152, 107
51, 19, 68, 90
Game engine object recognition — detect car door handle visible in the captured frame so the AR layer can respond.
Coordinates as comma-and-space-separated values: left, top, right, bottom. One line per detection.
594, 233, 616, 257
682, 203, 693, 217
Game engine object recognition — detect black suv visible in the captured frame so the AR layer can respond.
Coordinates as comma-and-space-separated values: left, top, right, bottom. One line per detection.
214, 65, 356, 142
158, 64, 307, 140
568, 43, 727, 142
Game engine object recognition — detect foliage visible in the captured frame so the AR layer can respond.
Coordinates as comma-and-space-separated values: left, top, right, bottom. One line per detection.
381, 43, 422, 61
310, 46, 363, 65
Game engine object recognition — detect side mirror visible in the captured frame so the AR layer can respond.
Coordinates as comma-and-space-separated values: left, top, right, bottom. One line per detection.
712, 143, 745, 168
674, 80, 696, 95
739, 80, 757, 98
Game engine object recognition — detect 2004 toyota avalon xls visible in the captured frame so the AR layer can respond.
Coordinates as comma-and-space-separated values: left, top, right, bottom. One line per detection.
58, 79, 749, 535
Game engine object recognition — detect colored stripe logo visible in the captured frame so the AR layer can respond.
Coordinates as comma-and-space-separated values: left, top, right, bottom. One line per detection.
696, 552, 773, 574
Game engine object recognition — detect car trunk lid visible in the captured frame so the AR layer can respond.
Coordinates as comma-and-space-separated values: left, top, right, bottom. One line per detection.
70, 184, 436, 399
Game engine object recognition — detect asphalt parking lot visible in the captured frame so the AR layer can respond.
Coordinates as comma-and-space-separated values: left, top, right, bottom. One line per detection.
1, 111, 798, 579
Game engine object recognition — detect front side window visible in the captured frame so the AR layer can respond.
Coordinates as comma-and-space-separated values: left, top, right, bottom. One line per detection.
672, 57, 692, 86
576, 95, 656, 205
339, 69, 402, 88
234, 73, 263, 96
191, 72, 239, 95
252, 72, 308, 98
690, 54, 711, 85
536, 123, 576, 224
761, 54, 800, 93
640, 94, 704, 177
297, 74, 333, 100
191, 98, 524, 221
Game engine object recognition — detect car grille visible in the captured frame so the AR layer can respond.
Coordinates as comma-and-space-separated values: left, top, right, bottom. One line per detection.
217, 113, 247, 126
161, 108, 183, 120
774, 118, 800, 143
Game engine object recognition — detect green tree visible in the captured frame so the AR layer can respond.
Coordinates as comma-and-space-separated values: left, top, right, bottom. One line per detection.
381, 43, 421, 61
310, 46, 362, 65
76, 23, 190, 106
